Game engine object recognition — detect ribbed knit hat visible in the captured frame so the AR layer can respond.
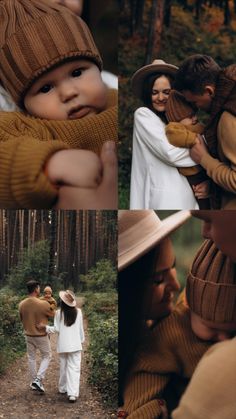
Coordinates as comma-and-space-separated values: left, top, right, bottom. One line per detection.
186, 239, 236, 323
166, 90, 196, 122
0, 0, 102, 105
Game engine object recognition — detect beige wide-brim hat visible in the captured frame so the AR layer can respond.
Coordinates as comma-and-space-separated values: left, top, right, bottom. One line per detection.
131, 59, 179, 100
59, 290, 76, 307
118, 210, 190, 271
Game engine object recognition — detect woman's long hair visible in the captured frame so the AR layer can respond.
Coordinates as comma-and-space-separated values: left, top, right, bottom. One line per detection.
118, 246, 159, 405
142, 73, 175, 123
60, 300, 78, 326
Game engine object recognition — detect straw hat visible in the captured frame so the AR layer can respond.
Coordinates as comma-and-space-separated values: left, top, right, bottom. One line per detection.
59, 290, 76, 307
118, 210, 190, 271
131, 59, 178, 100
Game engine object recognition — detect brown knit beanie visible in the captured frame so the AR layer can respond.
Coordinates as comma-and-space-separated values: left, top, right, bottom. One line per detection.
0, 0, 102, 106
166, 90, 196, 122
186, 239, 236, 323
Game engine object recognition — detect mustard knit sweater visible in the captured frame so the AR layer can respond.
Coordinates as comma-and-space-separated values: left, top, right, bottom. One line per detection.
0, 89, 117, 209
123, 300, 210, 419
166, 122, 204, 176
19, 296, 54, 336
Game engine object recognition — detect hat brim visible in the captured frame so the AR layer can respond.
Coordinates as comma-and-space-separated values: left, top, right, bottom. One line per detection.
118, 210, 190, 271
132, 63, 178, 100
59, 290, 76, 307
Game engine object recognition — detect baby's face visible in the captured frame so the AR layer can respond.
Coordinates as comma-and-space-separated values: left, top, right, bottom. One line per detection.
180, 115, 198, 126
191, 311, 236, 342
24, 59, 107, 120
44, 290, 52, 299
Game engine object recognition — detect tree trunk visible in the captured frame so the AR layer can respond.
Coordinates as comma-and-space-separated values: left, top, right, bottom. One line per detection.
224, 0, 230, 25
145, 0, 165, 64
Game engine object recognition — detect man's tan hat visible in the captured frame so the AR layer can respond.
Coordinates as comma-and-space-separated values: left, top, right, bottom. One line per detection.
59, 290, 76, 307
131, 59, 178, 100
118, 210, 190, 271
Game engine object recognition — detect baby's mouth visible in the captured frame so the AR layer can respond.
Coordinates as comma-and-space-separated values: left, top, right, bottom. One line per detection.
68, 106, 91, 119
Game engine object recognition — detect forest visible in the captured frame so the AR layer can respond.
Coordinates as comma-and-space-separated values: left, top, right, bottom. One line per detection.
119, 0, 236, 207
0, 210, 117, 411
0, 210, 117, 290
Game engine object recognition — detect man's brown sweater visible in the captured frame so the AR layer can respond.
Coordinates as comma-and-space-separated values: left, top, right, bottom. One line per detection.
19, 296, 54, 336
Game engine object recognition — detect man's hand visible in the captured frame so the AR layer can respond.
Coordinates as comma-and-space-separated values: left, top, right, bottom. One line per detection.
55, 141, 118, 209
190, 134, 209, 164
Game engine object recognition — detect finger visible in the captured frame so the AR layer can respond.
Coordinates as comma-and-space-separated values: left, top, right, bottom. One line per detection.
99, 141, 118, 209
100, 141, 118, 186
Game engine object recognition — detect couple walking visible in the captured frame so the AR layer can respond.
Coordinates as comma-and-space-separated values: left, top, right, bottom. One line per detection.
19, 280, 85, 403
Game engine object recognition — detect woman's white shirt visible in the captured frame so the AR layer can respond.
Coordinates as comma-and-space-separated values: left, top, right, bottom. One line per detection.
46, 308, 85, 353
130, 107, 199, 209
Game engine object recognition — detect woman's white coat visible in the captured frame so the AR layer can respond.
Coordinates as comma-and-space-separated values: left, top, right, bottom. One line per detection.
130, 107, 199, 209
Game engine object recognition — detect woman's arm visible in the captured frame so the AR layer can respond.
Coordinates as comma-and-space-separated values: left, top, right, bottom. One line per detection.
134, 108, 197, 168
46, 310, 60, 334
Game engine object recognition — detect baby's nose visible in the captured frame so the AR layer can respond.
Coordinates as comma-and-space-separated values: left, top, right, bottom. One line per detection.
59, 81, 78, 103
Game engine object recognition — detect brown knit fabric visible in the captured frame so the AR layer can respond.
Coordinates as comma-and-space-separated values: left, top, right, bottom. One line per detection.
166, 90, 196, 122
0, 89, 117, 208
186, 239, 236, 323
123, 300, 210, 418
19, 296, 53, 336
204, 65, 236, 208
0, 0, 102, 105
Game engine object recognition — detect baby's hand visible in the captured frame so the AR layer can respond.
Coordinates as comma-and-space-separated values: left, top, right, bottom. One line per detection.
46, 149, 102, 189
193, 180, 210, 199
54, 141, 117, 209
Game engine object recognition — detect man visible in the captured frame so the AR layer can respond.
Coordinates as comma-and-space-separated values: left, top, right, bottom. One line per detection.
172, 210, 236, 419
19, 280, 55, 393
175, 54, 236, 209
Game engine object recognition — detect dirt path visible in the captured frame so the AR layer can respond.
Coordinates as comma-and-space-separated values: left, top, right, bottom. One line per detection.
0, 303, 116, 419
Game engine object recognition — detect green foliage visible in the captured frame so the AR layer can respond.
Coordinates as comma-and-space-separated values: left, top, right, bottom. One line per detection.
88, 316, 118, 407
80, 259, 116, 292
84, 291, 118, 408
0, 292, 25, 374
8, 240, 50, 294
84, 292, 118, 320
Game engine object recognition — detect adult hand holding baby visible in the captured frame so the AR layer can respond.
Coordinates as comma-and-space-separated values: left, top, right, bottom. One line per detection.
190, 134, 209, 164
53, 141, 117, 209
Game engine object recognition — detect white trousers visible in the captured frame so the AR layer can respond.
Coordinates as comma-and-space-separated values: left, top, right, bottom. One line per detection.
58, 351, 82, 397
26, 335, 51, 382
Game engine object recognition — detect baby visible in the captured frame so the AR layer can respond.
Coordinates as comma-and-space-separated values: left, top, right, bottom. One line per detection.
122, 239, 236, 418
40, 286, 57, 313
165, 90, 210, 209
0, 0, 117, 208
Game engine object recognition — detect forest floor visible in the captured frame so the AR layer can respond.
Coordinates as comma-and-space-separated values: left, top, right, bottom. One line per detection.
0, 298, 116, 419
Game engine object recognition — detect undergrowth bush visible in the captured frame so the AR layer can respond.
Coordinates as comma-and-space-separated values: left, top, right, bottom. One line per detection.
80, 259, 116, 292
84, 291, 118, 408
0, 292, 25, 374
8, 240, 50, 295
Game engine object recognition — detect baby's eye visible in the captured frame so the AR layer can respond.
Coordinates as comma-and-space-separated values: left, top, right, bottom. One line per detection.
72, 68, 83, 77
39, 84, 52, 94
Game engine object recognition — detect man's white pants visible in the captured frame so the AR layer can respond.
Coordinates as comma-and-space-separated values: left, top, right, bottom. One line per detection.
26, 335, 51, 382
59, 351, 82, 397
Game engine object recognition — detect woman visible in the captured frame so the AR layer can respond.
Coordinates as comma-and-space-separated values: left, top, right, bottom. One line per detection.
130, 59, 199, 210
118, 209, 190, 414
38, 290, 85, 403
